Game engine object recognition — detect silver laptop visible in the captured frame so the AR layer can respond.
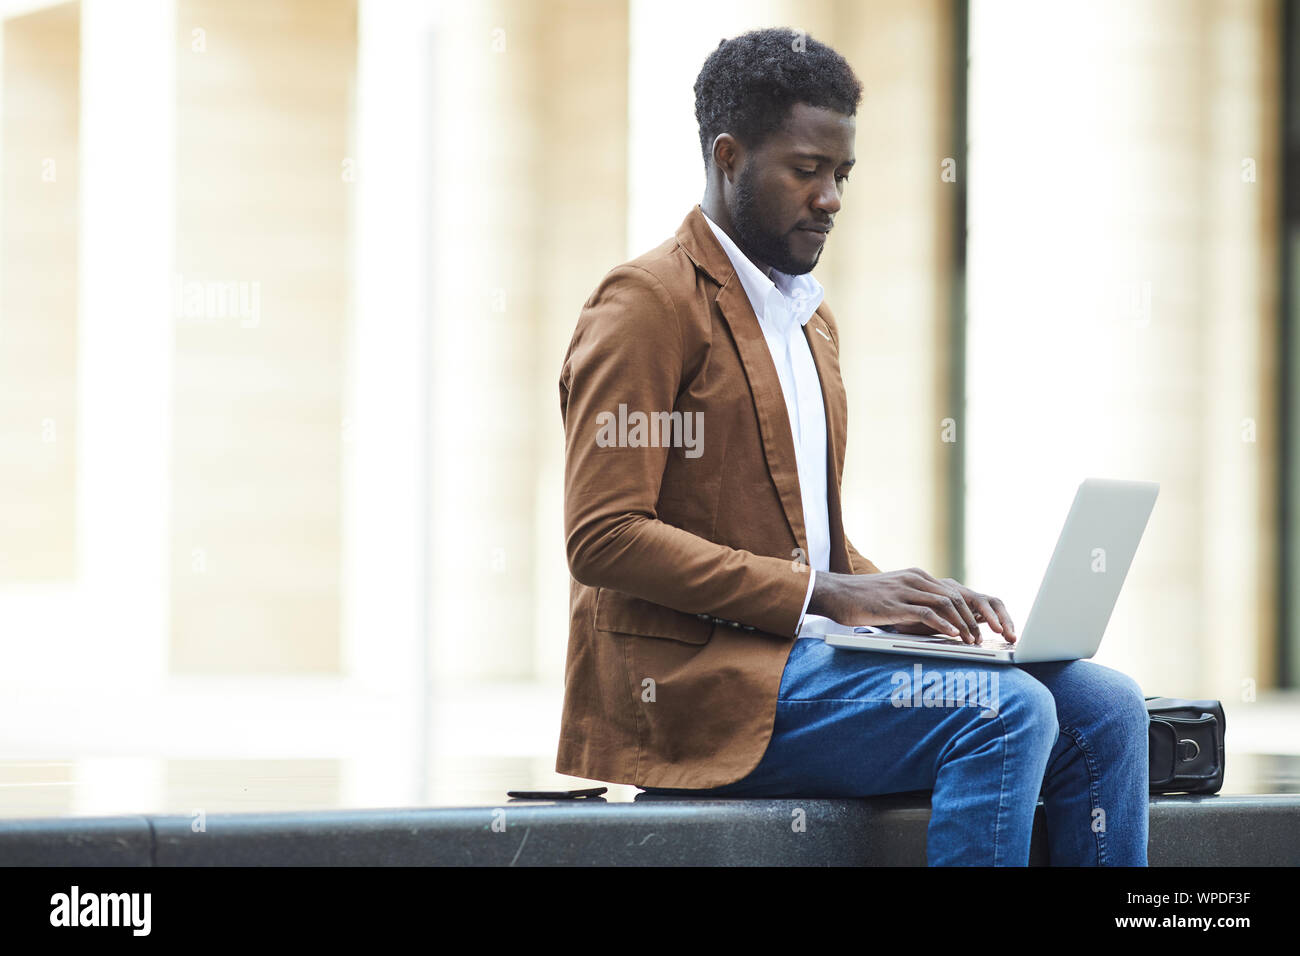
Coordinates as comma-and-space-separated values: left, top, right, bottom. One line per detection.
815, 478, 1159, 664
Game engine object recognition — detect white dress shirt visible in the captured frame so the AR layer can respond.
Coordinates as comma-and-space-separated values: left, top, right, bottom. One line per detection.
701, 211, 833, 637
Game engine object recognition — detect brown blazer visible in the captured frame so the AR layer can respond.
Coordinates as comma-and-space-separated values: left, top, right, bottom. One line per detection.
556, 203, 881, 790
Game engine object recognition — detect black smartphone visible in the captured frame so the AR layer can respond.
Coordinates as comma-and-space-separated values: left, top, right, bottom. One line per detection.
506, 786, 608, 800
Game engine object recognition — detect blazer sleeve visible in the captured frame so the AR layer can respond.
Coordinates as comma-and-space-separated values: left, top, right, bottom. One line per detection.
844, 534, 883, 575
560, 264, 812, 638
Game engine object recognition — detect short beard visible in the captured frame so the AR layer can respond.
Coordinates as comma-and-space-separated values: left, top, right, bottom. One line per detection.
730, 163, 816, 276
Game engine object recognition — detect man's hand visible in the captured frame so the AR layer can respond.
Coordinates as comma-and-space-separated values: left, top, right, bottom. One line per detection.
809, 567, 1017, 645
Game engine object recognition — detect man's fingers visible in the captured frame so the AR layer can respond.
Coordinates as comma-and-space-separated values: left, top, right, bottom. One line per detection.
896, 571, 1017, 645
910, 576, 980, 643
968, 595, 1008, 642
988, 597, 1016, 641
935, 578, 982, 641
971, 595, 1016, 640
910, 589, 977, 643
908, 605, 961, 638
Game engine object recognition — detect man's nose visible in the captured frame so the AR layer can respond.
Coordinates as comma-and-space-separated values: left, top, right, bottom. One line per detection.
813, 178, 841, 215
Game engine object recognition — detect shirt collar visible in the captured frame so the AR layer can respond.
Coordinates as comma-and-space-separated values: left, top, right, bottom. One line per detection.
701, 210, 825, 335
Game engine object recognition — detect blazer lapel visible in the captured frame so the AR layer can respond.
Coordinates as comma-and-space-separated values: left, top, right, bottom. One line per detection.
715, 279, 809, 558
675, 206, 809, 560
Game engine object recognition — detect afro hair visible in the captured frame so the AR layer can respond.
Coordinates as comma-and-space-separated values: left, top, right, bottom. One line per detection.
693, 27, 863, 169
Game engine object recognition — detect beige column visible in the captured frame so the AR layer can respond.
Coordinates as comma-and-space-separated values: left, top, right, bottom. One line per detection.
531, 1, 630, 681
427, 0, 630, 683
819, 0, 959, 575
0, 1, 79, 584
1199, 0, 1279, 696
425, 0, 539, 682
170, 0, 355, 674
967, 0, 1279, 699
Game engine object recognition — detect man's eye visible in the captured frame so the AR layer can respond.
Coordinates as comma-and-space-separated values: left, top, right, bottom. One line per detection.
796, 167, 849, 183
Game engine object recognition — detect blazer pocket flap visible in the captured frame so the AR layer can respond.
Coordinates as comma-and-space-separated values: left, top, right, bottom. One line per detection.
594, 588, 713, 644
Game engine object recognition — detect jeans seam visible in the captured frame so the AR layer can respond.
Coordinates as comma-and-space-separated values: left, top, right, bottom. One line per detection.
778, 696, 992, 707
993, 710, 1009, 866
779, 697, 905, 704
1057, 721, 1105, 865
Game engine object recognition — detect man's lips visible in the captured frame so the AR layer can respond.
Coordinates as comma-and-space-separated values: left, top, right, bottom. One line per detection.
797, 225, 831, 244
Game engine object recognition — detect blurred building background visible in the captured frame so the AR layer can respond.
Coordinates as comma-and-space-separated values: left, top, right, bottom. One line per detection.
0, 0, 1294, 817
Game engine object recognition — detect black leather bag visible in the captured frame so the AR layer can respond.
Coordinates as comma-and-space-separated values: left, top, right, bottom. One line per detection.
1146, 696, 1225, 794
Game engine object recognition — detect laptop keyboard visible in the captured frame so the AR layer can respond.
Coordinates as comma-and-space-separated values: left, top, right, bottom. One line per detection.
894, 634, 1016, 649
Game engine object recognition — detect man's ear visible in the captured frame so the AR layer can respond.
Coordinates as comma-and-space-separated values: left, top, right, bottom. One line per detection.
711, 133, 742, 182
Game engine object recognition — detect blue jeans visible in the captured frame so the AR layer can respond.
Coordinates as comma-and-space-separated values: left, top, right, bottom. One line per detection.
644, 637, 1150, 866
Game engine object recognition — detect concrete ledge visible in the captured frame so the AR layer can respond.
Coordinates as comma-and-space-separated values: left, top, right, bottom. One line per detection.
2, 794, 1297, 866
0, 815, 155, 867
